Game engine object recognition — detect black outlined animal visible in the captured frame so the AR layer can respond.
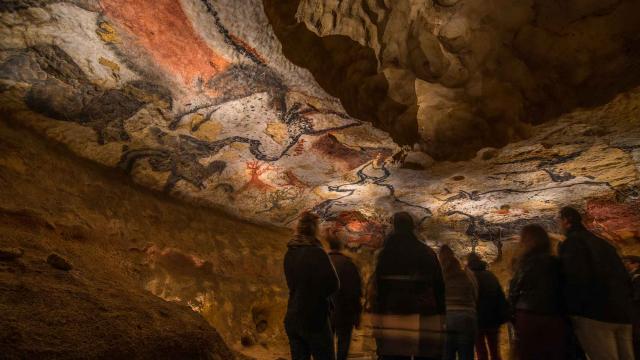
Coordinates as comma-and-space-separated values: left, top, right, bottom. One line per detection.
0, 44, 172, 144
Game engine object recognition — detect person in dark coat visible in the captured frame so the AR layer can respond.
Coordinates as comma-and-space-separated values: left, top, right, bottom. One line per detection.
371, 212, 446, 360
327, 234, 362, 360
509, 224, 567, 360
284, 212, 339, 360
557, 207, 634, 360
622, 255, 640, 360
466, 252, 508, 360
440, 245, 478, 360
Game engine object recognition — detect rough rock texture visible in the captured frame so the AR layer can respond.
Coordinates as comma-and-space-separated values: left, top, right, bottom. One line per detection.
0, 121, 290, 356
0, 0, 638, 254
294, 0, 640, 159
0, 1, 638, 357
0, 0, 399, 226
0, 238, 235, 359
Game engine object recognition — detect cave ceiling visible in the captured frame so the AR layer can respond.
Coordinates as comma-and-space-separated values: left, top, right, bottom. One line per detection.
0, 0, 639, 251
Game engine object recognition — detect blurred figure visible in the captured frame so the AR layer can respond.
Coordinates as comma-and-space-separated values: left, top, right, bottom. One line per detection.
284, 212, 339, 360
327, 234, 363, 360
371, 212, 446, 360
622, 255, 640, 360
558, 207, 634, 360
440, 245, 478, 360
509, 224, 566, 360
466, 252, 508, 360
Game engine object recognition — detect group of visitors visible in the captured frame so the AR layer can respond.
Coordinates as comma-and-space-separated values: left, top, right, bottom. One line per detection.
283, 207, 637, 360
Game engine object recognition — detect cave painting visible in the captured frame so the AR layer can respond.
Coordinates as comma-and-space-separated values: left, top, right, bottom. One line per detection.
328, 211, 385, 248
238, 161, 275, 194
0, 0, 638, 255
100, 0, 230, 87
585, 198, 640, 243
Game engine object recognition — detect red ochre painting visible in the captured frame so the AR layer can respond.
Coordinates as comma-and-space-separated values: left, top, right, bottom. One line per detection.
585, 198, 640, 243
101, 0, 230, 86
329, 211, 385, 248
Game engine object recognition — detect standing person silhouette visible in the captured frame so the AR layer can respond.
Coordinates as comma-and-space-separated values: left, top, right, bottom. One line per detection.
371, 212, 446, 360
509, 224, 566, 360
622, 255, 640, 359
466, 252, 508, 360
558, 206, 634, 360
439, 245, 478, 360
327, 233, 363, 360
284, 212, 339, 360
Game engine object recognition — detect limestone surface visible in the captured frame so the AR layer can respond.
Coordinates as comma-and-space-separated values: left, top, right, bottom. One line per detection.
0, 0, 638, 256
295, 0, 640, 159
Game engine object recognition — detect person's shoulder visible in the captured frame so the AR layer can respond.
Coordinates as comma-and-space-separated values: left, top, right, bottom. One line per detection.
588, 231, 615, 249
483, 269, 500, 281
298, 245, 328, 259
523, 252, 554, 267
559, 231, 586, 251
416, 241, 437, 255
330, 251, 355, 265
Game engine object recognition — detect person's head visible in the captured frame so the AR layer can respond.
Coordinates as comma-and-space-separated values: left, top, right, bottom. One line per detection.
623, 256, 640, 273
296, 211, 319, 238
466, 252, 486, 271
559, 206, 582, 231
326, 231, 344, 251
439, 245, 462, 274
520, 224, 551, 255
392, 212, 415, 234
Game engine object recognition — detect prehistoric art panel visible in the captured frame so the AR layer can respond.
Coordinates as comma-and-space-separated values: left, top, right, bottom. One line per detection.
0, 0, 638, 258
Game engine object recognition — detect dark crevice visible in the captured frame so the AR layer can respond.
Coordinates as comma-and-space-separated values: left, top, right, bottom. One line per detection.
261, 0, 417, 146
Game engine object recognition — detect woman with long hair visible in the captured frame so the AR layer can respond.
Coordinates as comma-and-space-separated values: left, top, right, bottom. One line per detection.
439, 245, 478, 360
508, 224, 566, 360
284, 212, 339, 360
371, 212, 446, 360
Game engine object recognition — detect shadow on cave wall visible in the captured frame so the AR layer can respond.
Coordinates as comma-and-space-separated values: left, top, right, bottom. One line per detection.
262, 0, 417, 146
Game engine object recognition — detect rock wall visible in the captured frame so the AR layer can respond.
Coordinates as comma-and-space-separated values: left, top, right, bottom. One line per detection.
0, 2, 638, 357
1, 0, 639, 258
294, 0, 640, 159
0, 119, 291, 355
0, 0, 399, 226
1, 0, 638, 256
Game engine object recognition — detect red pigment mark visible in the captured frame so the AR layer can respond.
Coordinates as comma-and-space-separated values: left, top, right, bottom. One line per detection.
312, 134, 393, 171
329, 211, 385, 248
585, 199, 640, 243
101, 0, 230, 86
293, 139, 306, 156
282, 169, 308, 189
237, 161, 275, 193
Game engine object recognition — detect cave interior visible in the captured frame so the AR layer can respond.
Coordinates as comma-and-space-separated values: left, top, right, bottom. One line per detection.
0, 0, 638, 358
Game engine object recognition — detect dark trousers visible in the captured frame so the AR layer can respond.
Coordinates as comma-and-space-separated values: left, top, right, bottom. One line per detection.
475, 327, 501, 360
444, 310, 477, 360
286, 319, 335, 360
513, 311, 566, 360
634, 321, 640, 360
333, 326, 352, 360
